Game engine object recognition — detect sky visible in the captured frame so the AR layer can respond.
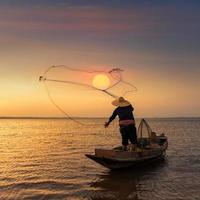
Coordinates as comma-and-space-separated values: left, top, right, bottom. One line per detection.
0, 0, 200, 118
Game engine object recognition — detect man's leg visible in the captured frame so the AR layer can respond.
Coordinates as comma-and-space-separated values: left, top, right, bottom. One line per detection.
120, 126, 129, 151
128, 125, 137, 151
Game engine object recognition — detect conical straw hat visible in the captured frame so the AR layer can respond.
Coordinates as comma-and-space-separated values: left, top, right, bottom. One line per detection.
112, 97, 130, 107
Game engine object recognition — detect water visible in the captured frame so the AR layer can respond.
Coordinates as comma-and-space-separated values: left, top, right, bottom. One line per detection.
0, 118, 199, 200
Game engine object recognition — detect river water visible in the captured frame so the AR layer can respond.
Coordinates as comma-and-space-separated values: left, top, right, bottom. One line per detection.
0, 118, 199, 200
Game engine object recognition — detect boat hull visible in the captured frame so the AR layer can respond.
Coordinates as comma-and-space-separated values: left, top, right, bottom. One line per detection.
85, 139, 168, 170
86, 152, 166, 170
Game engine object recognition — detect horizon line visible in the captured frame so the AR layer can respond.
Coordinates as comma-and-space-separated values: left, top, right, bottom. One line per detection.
0, 116, 200, 119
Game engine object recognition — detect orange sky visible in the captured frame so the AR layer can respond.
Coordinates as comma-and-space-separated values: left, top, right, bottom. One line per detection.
0, 1, 200, 118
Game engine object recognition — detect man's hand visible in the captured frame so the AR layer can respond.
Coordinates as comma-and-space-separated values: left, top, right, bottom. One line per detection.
104, 122, 109, 128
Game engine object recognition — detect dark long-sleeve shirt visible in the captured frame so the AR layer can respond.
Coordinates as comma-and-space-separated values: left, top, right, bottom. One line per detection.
108, 105, 135, 124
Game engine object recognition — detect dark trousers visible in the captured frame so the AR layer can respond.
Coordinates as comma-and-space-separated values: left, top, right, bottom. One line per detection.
120, 125, 137, 146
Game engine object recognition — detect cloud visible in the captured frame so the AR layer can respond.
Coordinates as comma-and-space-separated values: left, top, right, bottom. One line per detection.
0, 6, 148, 34
0, 3, 199, 40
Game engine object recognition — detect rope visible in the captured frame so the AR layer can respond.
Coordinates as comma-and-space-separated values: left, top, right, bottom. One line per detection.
39, 65, 137, 126
44, 81, 86, 126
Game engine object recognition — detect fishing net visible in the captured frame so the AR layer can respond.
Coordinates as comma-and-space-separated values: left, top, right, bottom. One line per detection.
137, 119, 154, 148
39, 65, 137, 126
137, 119, 152, 139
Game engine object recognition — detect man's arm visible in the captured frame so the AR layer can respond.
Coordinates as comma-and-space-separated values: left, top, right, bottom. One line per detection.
130, 105, 134, 111
104, 109, 118, 128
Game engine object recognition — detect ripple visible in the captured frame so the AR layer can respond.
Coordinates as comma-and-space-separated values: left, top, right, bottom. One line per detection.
0, 118, 200, 200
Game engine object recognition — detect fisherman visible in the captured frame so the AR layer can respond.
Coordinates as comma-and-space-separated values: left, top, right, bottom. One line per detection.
104, 97, 137, 151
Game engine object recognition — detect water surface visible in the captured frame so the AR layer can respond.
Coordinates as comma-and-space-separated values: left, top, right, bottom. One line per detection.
0, 118, 199, 199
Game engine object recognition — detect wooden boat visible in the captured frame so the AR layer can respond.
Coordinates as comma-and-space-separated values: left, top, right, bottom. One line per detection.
85, 119, 168, 170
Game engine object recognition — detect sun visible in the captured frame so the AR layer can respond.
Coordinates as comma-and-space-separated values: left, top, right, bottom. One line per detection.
92, 74, 110, 90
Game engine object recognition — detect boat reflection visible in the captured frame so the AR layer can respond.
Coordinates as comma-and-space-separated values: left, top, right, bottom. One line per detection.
88, 159, 166, 200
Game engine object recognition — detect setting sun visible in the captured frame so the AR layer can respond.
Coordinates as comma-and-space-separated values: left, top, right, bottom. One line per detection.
92, 74, 110, 90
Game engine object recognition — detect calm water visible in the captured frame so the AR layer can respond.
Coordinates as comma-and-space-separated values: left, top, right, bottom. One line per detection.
0, 118, 199, 200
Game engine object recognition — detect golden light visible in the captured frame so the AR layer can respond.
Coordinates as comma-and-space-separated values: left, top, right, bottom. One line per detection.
92, 74, 110, 90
